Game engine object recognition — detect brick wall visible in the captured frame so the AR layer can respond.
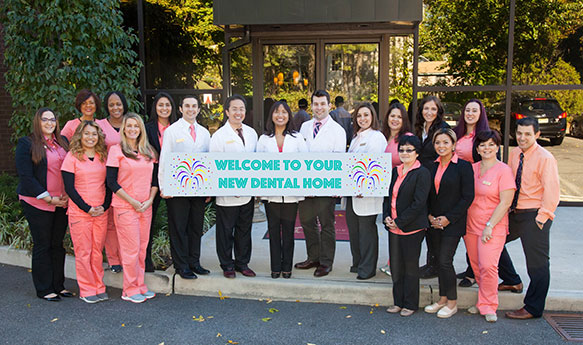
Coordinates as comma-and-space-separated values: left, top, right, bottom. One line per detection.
0, 23, 15, 174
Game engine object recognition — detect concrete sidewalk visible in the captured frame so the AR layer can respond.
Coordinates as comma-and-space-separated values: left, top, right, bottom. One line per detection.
1, 206, 581, 311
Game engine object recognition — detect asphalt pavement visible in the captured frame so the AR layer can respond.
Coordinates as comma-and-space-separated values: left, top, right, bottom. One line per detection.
0, 264, 568, 345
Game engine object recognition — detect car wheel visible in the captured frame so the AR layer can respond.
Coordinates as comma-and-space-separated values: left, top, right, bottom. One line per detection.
550, 137, 564, 146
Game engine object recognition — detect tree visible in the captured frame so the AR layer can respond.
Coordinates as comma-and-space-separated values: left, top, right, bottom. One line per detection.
2, 0, 142, 140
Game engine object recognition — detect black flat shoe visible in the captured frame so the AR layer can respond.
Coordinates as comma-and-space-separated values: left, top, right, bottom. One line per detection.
282, 272, 292, 279
191, 265, 210, 275
59, 290, 74, 298
356, 274, 375, 280
42, 294, 61, 302
271, 272, 281, 279
459, 277, 476, 287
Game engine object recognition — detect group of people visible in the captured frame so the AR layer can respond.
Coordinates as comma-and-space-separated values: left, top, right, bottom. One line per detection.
16, 88, 559, 321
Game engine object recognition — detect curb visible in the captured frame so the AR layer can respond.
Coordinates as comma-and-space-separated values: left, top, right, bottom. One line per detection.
2, 245, 581, 311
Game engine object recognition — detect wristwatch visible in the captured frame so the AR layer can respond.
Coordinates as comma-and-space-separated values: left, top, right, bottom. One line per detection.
485, 221, 493, 228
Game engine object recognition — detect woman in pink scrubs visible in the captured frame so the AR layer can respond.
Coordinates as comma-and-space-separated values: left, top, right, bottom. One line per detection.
453, 99, 491, 287
16, 108, 71, 301
96, 91, 128, 274
61, 89, 101, 140
106, 113, 158, 303
379, 102, 413, 276
144, 92, 177, 272
61, 121, 111, 304
465, 130, 515, 322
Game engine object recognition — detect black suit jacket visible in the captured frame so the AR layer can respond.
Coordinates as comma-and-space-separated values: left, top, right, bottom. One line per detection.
428, 158, 475, 237
383, 164, 431, 233
418, 121, 450, 168
15, 135, 68, 198
145, 120, 161, 155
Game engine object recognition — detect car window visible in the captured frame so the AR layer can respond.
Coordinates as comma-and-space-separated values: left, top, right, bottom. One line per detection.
520, 100, 561, 112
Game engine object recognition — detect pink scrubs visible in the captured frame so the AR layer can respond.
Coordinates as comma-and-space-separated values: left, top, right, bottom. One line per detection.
61, 152, 108, 298
97, 119, 122, 268
456, 132, 475, 163
385, 132, 413, 168
61, 119, 81, 141
464, 161, 515, 315
106, 144, 155, 297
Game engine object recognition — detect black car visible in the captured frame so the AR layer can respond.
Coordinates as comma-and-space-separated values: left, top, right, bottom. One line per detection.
489, 97, 567, 145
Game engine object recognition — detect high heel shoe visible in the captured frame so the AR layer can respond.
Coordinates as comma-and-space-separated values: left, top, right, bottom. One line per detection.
271, 272, 281, 279
282, 272, 292, 279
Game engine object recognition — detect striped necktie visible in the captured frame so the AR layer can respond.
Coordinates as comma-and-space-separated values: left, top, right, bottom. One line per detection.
313, 121, 322, 138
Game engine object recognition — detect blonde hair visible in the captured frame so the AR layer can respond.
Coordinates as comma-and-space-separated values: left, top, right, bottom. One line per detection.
69, 121, 107, 162
120, 113, 157, 161
432, 127, 457, 145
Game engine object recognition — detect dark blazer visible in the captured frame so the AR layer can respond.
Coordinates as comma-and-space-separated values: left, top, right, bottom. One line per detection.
418, 121, 450, 168
428, 158, 475, 237
145, 120, 162, 154
383, 163, 431, 233
15, 135, 68, 198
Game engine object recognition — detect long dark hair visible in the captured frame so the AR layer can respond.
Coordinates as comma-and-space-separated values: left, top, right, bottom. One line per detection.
453, 99, 490, 140
264, 100, 297, 137
351, 102, 380, 137
31, 107, 69, 164
381, 102, 411, 142
414, 95, 444, 139
149, 92, 177, 124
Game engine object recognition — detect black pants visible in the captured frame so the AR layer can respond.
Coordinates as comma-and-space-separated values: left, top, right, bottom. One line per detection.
215, 198, 254, 271
346, 198, 378, 278
166, 196, 205, 271
389, 230, 424, 310
145, 193, 164, 271
434, 232, 461, 300
298, 197, 336, 266
265, 202, 298, 272
21, 201, 68, 298
498, 211, 551, 317
424, 228, 439, 270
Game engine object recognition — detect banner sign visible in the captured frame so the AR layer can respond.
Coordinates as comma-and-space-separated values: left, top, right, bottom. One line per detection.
162, 152, 392, 197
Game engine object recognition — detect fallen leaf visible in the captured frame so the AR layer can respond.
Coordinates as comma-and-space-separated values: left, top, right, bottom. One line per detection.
339, 306, 347, 309
137, 325, 142, 328
380, 330, 386, 334
295, 300, 300, 303
374, 303, 379, 307
207, 316, 214, 319
307, 343, 316, 345
121, 324, 125, 327
262, 317, 272, 322
165, 293, 171, 297
158, 343, 164, 345
266, 299, 273, 304
27, 304, 31, 308
345, 315, 352, 319
193, 315, 205, 322
268, 308, 279, 314
28, 269, 32, 273
482, 331, 488, 334
369, 309, 373, 314
298, 322, 302, 325
50, 318, 58, 323
227, 340, 238, 344
216, 333, 222, 337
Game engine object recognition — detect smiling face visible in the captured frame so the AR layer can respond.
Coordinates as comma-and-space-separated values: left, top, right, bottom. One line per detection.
156, 97, 172, 120
311, 95, 330, 121
434, 133, 455, 158
225, 99, 246, 127
387, 108, 403, 132
80, 96, 97, 119
422, 100, 438, 124
40, 111, 57, 137
464, 102, 480, 128
356, 107, 373, 132
272, 104, 289, 128
180, 97, 199, 124
477, 138, 499, 160
398, 144, 419, 165
124, 118, 141, 142
107, 94, 124, 119
81, 125, 99, 150
516, 124, 539, 151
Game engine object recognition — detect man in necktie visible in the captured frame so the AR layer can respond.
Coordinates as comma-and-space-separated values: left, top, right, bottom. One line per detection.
296, 90, 346, 277
498, 117, 560, 319
158, 95, 211, 280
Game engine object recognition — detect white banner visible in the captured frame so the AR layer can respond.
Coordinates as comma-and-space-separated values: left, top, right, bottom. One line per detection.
162, 152, 392, 197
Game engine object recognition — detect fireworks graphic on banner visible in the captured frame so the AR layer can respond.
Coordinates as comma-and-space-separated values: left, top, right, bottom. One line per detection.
173, 158, 209, 190
349, 159, 383, 190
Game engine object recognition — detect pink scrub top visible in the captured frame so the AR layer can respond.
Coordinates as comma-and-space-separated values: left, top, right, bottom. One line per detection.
96, 118, 121, 149
385, 132, 414, 168
61, 118, 81, 141
60, 151, 107, 216
467, 161, 516, 237
456, 132, 475, 163
106, 144, 155, 209
19, 137, 67, 212
390, 160, 425, 236
158, 121, 170, 148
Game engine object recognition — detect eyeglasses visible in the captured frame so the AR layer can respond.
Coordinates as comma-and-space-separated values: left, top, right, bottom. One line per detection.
398, 149, 416, 153
41, 118, 57, 123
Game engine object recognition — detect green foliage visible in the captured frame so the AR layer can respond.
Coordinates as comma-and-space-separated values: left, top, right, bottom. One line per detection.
1, 0, 142, 141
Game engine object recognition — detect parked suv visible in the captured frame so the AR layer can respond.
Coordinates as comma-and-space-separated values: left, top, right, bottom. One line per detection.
489, 97, 567, 145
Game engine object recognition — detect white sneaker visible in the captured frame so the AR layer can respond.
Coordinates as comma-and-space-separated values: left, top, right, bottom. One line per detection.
121, 294, 146, 303
424, 302, 446, 313
485, 314, 498, 322
142, 291, 156, 300
437, 305, 458, 318
467, 306, 479, 314
379, 264, 391, 276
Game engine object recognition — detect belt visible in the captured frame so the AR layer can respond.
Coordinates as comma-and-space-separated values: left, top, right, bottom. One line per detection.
512, 208, 539, 214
